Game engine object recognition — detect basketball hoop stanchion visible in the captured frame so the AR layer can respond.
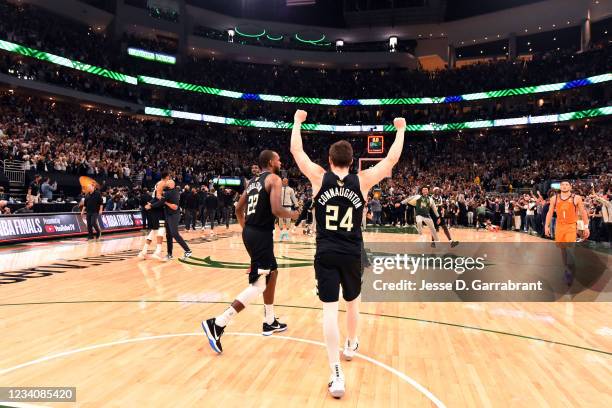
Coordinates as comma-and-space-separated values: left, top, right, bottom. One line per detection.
358, 158, 391, 178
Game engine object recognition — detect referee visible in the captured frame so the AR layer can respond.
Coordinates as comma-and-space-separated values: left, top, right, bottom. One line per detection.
81, 183, 103, 240
279, 178, 298, 241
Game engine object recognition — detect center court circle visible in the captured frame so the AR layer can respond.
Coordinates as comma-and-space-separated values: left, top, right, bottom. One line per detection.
0, 332, 446, 407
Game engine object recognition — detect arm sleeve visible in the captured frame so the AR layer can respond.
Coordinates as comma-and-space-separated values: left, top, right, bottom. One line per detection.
401, 195, 419, 206
430, 198, 440, 218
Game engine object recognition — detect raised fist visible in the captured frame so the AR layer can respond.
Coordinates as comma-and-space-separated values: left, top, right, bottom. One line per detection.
294, 110, 307, 124
393, 117, 406, 130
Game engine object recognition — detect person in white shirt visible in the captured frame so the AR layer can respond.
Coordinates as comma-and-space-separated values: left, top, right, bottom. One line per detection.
525, 197, 537, 234
279, 178, 298, 241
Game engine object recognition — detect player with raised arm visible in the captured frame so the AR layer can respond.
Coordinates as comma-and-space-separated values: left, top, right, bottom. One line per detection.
290, 109, 406, 399
401, 186, 440, 247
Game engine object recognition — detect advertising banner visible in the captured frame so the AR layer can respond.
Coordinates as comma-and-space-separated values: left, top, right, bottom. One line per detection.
0, 211, 143, 244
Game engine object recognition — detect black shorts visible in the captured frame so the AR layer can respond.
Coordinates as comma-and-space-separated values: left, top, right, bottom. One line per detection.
242, 225, 277, 284
147, 208, 165, 230
314, 252, 362, 303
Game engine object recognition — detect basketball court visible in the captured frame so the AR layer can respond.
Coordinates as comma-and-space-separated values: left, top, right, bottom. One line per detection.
1, 227, 610, 407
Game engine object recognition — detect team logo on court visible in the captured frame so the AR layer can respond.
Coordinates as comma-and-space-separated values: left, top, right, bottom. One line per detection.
180, 255, 313, 269
180, 241, 316, 269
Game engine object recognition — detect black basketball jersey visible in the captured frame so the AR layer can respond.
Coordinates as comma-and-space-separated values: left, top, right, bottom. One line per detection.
149, 181, 165, 218
432, 195, 443, 208
314, 172, 365, 256
245, 172, 275, 230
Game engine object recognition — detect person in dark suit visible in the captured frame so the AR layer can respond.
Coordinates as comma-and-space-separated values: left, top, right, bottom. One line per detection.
197, 186, 207, 229
27, 174, 42, 203
183, 186, 199, 231
139, 188, 152, 230
219, 188, 236, 229
204, 188, 218, 235
81, 183, 103, 240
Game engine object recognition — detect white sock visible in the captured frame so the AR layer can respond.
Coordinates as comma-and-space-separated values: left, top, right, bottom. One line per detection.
142, 243, 149, 252
323, 302, 340, 366
264, 304, 274, 325
216, 306, 237, 327
155, 244, 162, 253
346, 297, 360, 346
330, 362, 343, 377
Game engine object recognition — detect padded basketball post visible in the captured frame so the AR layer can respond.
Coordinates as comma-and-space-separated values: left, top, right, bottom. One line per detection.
358, 158, 391, 178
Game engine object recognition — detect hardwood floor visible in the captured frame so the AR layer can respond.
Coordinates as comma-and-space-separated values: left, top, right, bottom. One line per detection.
0, 226, 610, 407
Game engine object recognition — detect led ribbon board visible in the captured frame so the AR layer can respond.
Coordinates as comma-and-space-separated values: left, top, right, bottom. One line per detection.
0, 39, 609, 106
127, 47, 176, 64
0, 39, 137, 85
144, 106, 612, 132
213, 177, 242, 186
138, 72, 612, 106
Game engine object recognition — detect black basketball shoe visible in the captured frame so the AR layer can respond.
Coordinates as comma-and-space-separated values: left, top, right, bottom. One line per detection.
202, 318, 225, 354
262, 318, 288, 336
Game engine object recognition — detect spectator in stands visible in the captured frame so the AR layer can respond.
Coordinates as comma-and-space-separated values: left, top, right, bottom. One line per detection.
105, 193, 122, 212
370, 197, 382, 226
0, 0, 610, 123
27, 174, 42, 203
0, 186, 6, 201
591, 193, 612, 246
0, 199, 10, 214
14, 200, 34, 214
40, 177, 57, 202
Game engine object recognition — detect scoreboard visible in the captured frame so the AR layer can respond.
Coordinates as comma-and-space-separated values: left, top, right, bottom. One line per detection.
367, 135, 384, 154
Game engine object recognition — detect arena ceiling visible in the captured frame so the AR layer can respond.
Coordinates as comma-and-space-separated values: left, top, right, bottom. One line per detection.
187, 0, 547, 28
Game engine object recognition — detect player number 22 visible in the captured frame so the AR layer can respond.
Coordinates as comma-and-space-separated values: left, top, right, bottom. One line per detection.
325, 206, 353, 231
247, 195, 258, 215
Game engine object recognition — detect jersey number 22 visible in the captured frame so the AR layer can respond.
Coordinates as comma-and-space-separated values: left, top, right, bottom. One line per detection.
247, 195, 259, 215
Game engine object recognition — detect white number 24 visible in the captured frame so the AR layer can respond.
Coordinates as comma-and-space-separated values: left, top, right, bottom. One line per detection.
325, 206, 353, 231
